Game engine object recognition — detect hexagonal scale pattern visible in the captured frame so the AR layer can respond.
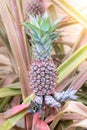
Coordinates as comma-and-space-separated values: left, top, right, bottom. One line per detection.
29, 59, 57, 96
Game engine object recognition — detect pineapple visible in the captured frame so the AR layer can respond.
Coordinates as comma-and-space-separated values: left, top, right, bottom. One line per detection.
24, 13, 61, 107
24, 13, 77, 109
30, 59, 57, 95
26, 0, 45, 16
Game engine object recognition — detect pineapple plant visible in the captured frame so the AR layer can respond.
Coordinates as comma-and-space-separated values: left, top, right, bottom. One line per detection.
24, 13, 77, 110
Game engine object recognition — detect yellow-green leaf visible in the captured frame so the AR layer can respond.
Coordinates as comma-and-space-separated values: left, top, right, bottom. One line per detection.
58, 44, 87, 83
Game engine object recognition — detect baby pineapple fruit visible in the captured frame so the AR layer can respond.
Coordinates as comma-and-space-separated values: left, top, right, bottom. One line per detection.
26, 0, 45, 16
24, 13, 77, 109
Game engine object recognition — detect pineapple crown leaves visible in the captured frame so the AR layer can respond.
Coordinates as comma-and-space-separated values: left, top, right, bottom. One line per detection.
23, 12, 62, 46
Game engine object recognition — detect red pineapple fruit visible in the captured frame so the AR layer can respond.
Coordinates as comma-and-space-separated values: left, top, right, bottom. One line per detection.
30, 59, 57, 96
24, 13, 62, 107
26, 0, 45, 16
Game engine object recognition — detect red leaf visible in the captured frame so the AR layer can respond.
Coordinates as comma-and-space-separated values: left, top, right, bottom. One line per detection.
36, 119, 50, 130
32, 113, 40, 130
25, 113, 33, 130
32, 113, 50, 130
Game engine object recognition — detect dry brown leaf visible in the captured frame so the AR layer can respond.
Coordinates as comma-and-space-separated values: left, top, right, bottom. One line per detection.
62, 101, 87, 117
65, 119, 87, 130
50, 101, 87, 130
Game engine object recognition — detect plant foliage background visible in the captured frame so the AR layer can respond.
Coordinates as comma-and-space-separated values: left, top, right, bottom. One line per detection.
0, 0, 87, 130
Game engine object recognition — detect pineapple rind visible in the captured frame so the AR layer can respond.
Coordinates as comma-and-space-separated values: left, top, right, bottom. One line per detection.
29, 59, 57, 95
26, 0, 45, 16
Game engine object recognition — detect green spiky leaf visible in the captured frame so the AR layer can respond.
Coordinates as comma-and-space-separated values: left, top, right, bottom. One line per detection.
23, 13, 62, 59
41, 34, 50, 43
23, 22, 38, 35
29, 15, 40, 28
50, 32, 60, 42
48, 18, 62, 33
41, 17, 50, 32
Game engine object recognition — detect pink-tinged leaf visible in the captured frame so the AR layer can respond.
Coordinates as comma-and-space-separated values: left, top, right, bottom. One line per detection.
4, 104, 29, 119
10, 96, 20, 107
0, 114, 5, 126
55, 76, 75, 92
62, 113, 85, 120
0, 95, 34, 130
9, 0, 29, 67
45, 107, 58, 123
36, 120, 50, 130
45, 114, 57, 123
0, 0, 31, 100
1, 73, 17, 87
32, 113, 50, 130
50, 101, 87, 130
32, 113, 40, 130
62, 101, 87, 117
80, 32, 87, 47
70, 68, 87, 91
25, 113, 33, 130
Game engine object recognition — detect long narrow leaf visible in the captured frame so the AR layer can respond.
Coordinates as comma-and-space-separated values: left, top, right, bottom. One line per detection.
0, 97, 12, 112
50, 101, 87, 130
0, 0, 30, 99
9, 0, 29, 68
52, 0, 87, 28
0, 94, 34, 130
70, 68, 87, 91
65, 119, 87, 130
4, 104, 29, 119
0, 87, 21, 98
57, 44, 87, 83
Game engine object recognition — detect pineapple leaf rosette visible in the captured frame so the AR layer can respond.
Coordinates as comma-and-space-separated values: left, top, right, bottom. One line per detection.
24, 13, 61, 60
23, 13, 77, 111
